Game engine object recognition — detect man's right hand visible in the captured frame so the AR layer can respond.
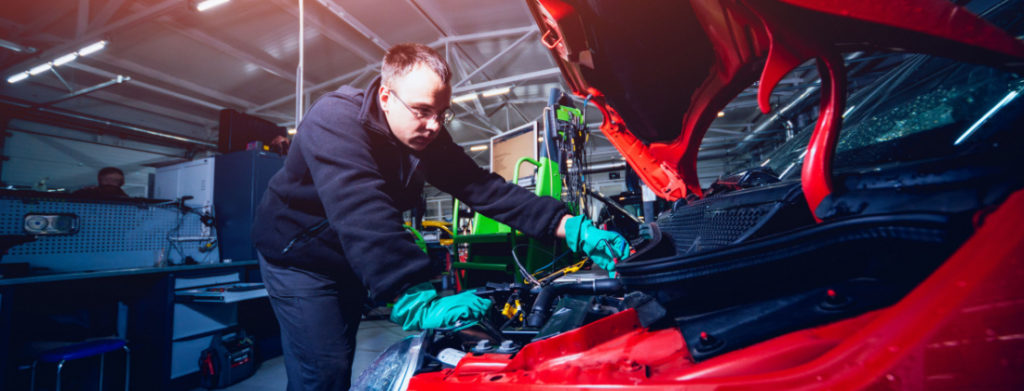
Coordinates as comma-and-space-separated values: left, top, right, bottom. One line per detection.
564, 215, 631, 272
390, 282, 492, 331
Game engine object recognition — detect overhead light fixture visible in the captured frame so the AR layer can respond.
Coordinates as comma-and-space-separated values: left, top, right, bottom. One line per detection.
842, 105, 857, 118
452, 93, 477, 104
53, 53, 78, 66
717, 111, 725, 117
481, 86, 512, 98
469, 144, 488, 152
6, 40, 109, 84
955, 89, 1020, 145
6, 72, 29, 84
196, 0, 231, 12
77, 40, 107, 56
287, 128, 297, 135
28, 63, 52, 75
0, 38, 35, 54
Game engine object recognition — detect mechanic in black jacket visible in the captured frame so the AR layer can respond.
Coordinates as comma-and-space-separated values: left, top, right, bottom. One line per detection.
251, 43, 628, 390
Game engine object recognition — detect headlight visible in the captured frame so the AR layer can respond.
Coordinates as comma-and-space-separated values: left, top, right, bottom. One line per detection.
350, 333, 423, 391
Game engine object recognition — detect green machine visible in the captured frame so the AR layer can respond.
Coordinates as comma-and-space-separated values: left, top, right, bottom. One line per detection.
451, 90, 587, 287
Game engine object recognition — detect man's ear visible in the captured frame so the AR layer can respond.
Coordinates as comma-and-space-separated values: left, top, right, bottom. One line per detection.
378, 85, 389, 112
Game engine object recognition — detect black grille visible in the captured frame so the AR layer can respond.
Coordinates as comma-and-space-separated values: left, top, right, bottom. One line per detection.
658, 201, 775, 255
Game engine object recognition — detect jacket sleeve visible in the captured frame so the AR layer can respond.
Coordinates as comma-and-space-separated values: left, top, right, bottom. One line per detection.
422, 135, 569, 240
299, 98, 435, 303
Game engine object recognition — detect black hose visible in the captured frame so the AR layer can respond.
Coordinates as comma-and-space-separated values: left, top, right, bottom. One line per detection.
526, 279, 624, 328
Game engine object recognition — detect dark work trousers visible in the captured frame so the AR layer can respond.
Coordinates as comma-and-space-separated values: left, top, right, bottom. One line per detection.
258, 252, 366, 391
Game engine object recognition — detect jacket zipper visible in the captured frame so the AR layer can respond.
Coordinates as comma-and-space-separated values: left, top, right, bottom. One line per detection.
281, 219, 329, 254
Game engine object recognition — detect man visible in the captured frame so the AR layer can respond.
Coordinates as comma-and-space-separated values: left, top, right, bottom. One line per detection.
72, 166, 129, 198
252, 43, 627, 390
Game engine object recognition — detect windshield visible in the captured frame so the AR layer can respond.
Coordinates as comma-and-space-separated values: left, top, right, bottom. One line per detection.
762, 53, 1024, 179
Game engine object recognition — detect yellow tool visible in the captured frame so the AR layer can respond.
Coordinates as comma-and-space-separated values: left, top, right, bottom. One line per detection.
501, 299, 524, 322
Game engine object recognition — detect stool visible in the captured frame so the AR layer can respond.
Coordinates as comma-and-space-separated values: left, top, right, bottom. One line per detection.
31, 338, 130, 391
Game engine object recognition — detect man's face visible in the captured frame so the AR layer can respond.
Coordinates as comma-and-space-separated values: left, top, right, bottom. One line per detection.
379, 64, 452, 151
99, 173, 124, 187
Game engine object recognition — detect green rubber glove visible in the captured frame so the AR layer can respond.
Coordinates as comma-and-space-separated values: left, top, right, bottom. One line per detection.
564, 215, 631, 272
390, 282, 492, 331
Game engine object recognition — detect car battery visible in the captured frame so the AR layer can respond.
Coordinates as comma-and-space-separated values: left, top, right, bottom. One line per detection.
198, 329, 256, 388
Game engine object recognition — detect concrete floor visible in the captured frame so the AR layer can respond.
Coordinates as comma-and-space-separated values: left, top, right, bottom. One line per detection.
193, 319, 415, 391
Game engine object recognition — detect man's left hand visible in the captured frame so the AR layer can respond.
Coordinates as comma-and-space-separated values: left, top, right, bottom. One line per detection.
564, 215, 631, 271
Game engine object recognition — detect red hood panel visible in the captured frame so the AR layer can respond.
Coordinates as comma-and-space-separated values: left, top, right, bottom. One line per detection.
527, 0, 1024, 208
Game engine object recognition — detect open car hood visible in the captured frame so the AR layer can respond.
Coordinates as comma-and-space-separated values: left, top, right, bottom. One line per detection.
525, 0, 1024, 219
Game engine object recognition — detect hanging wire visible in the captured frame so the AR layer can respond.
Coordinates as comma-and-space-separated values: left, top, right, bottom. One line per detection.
510, 245, 541, 285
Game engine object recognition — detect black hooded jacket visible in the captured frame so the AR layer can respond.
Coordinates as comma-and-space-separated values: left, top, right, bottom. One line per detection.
252, 79, 568, 302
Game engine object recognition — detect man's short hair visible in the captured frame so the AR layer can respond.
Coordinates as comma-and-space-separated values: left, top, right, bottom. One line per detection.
381, 43, 452, 88
98, 166, 124, 182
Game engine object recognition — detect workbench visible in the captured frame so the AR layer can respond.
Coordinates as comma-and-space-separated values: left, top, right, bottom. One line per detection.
0, 260, 279, 390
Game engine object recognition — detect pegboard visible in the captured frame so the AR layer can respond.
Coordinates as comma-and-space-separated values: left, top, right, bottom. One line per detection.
0, 193, 219, 272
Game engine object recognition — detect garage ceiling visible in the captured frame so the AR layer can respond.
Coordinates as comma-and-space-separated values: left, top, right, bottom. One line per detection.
0, 0, 832, 191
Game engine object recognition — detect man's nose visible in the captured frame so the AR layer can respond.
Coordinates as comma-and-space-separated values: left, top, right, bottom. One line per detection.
424, 117, 442, 132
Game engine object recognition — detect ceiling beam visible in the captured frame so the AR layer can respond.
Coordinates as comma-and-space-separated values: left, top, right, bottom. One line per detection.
6, 123, 190, 160
452, 30, 536, 88
250, 63, 379, 113
449, 49, 490, 118
77, 0, 90, 38
3, 0, 181, 75
454, 109, 501, 134
39, 75, 129, 107
88, 55, 258, 109
13, 9, 74, 40
405, 2, 534, 128
0, 98, 217, 149
90, 0, 127, 31
21, 76, 218, 138
405, 0, 454, 39
0, 38, 36, 54
80, 89, 217, 128
427, 26, 538, 48
453, 68, 561, 95
315, 0, 391, 51
66, 61, 226, 112
267, 0, 381, 64
155, 17, 303, 84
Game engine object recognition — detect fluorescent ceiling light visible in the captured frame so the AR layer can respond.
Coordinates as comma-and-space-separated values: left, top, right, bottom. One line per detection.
842, 105, 857, 118
6, 72, 29, 84
0, 38, 34, 53
28, 63, 52, 75
469, 144, 488, 152
287, 128, 297, 135
717, 111, 725, 117
53, 53, 78, 66
481, 86, 511, 98
452, 93, 477, 104
77, 40, 107, 56
196, 0, 231, 12
955, 89, 1020, 145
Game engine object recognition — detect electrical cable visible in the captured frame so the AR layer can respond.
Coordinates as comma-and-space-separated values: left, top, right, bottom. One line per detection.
510, 244, 541, 286
511, 244, 570, 274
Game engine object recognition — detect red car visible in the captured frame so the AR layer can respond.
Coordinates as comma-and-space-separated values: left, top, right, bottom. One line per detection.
354, 0, 1024, 389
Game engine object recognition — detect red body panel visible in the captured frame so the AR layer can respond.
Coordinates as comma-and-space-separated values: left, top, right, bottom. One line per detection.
407, 190, 1024, 389
528, 0, 1024, 219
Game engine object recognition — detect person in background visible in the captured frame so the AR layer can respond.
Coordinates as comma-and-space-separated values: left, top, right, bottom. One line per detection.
72, 166, 129, 198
